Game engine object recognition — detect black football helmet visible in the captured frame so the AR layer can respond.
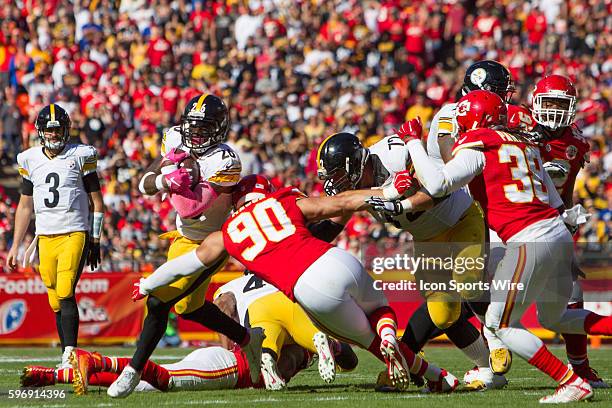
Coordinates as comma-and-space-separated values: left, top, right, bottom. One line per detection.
180, 94, 230, 155
317, 132, 369, 196
461, 60, 515, 102
35, 103, 71, 153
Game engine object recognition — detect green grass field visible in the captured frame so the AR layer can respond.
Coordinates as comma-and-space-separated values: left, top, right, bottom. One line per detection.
0, 345, 610, 407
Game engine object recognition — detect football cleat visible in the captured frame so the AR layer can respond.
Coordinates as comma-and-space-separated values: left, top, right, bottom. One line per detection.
490, 348, 513, 375
424, 369, 459, 393
242, 327, 265, 384
375, 369, 400, 392
70, 349, 95, 395
379, 338, 409, 389
260, 352, 286, 391
539, 376, 593, 403
20, 366, 55, 387
313, 332, 336, 383
569, 363, 609, 389
463, 366, 508, 391
107, 365, 141, 398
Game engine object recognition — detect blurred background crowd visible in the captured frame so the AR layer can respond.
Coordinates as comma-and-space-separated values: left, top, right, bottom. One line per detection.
0, 0, 610, 273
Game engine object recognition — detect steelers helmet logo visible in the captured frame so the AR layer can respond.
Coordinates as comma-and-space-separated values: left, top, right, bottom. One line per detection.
566, 145, 578, 160
470, 68, 487, 86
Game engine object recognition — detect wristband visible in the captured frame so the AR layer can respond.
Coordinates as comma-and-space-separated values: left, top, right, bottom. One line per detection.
92, 212, 104, 239
399, 198, 414, 212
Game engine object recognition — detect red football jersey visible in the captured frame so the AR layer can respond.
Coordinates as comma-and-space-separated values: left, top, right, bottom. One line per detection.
453, 128, 559, 242
538, 126, 590, 198
222, 187, 333, 300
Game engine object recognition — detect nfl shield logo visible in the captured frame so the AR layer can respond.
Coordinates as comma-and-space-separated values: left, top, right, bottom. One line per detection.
566, 145, 578, 160
0, 299, 27, 335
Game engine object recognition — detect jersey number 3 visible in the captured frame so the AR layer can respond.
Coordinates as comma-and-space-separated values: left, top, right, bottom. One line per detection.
44, 172, 60, 208
227, 198, 296, 261
498, 144, 548, 204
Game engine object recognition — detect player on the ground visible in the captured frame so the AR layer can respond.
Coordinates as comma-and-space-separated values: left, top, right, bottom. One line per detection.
380, 90, 612, 403
508, 74, 606, 388
214, 274, 358, 390
133, 175, 459, 392
316, 132, 504, 391
21, 344, 307, 394
6, 104, 104, 369
110, 94, 263, 398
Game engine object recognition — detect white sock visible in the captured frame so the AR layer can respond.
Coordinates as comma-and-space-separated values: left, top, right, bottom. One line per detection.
461, 336, 490, 368
140, 250, 205, 293
483, 326, 507, 351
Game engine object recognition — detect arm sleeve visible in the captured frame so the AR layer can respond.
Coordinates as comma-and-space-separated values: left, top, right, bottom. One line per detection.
20, 179, 33, 196
542, 169, 564, 210
308, 220, 345, 243
406, 139, 484, 197
169, 181, 219, 219
83, 172, 101, 193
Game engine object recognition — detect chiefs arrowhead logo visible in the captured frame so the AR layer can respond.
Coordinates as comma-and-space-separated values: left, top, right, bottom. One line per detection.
456, 100, 470, 116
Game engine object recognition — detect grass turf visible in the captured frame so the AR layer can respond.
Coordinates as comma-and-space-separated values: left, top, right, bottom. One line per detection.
0, 345, 610, 407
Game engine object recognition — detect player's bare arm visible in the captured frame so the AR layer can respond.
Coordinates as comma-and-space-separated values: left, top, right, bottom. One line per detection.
213, 292, 239, 350
138, 155, 165, 195
296, 191, 374, 222
6, 194, 33, 269
437, 135, 455, 163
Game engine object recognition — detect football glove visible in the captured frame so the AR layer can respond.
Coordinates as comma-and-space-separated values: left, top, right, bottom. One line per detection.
365, 197, 404, 217
543, 161, 569, 188
87, 240, 101, 270
164, 148, 189, 165
132, 279, 148, 301
396, 117, 423, 142
383, 171, 417, 200
163, 167, 193, 194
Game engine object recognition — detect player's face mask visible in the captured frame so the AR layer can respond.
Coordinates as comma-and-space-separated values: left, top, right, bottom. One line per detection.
41, 128, 68, 153
532, 94, 576, 130
319, 168, 353, 196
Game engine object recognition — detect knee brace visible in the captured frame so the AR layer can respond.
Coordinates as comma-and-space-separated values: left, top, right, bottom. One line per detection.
427, 292, 461, 330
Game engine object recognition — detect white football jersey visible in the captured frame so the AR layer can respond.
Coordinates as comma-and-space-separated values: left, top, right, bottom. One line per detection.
368, 134, 473, 240
214, 275, 278, 326
427, 102, 458, 165
17, 144, 97, 235
162, 126, 242, 241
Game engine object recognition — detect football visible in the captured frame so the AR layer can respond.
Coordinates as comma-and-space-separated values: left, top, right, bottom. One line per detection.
179, 156, 201, 189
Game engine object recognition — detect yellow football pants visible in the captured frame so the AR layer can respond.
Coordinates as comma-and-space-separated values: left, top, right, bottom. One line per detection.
414, 201, 485, 329
38, 231, 88, 312
151, 231, 227, 315
247, 291, 320, 358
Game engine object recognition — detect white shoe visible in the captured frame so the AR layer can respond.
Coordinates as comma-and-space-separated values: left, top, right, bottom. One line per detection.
242, 327, 265, 384
313, 332, 336, 383
56, 346, 74, 369
107, 366, 141, 398
379, 338, 409, 389
463, 366, 508, 390
260, 353, 285, 391
424, 370, 459, 393
539, 376, 593, 403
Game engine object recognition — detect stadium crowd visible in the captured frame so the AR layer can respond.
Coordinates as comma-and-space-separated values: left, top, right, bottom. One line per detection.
0, 0, 610, 273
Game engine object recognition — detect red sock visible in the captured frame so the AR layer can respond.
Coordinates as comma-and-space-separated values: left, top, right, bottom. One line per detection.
528, 345, 578, 384
56, 368, 73, 384
141, 360, 170, 391
88, 371, 119, 387
367, 336, 385, 363
368, 306, 398, 339
562, 303, 588, 364
584, 313, 612, 336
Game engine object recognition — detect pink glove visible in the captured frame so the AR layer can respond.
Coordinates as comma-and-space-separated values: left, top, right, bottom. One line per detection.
397, 117, 423, 142
164, 148, 189, 165
132, 279, 147, 302
164, 167, 192, 194
170, 181, 219, 219
383, 171, 418, 200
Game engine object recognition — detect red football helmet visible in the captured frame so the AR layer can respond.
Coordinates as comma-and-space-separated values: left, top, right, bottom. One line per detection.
455, 90, 507, 132
507, 104, 535, 131
232, 174, 274, 209
531, 74, 577, 130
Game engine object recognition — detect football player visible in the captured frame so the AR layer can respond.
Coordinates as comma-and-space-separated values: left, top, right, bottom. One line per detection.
111, 94, 263, 398
316, 132, 504, 390
21, 344, 308, 394
386, 90, 612, 402
214, 274, 358, 390
422, 60, 516, 381
512, 75, 606, 388
7, 104, 105, 368
134, 175, 459, 393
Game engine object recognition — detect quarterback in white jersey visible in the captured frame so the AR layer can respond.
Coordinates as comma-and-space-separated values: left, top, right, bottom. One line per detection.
110, 94, 263, 399
7, 104, 105, 369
